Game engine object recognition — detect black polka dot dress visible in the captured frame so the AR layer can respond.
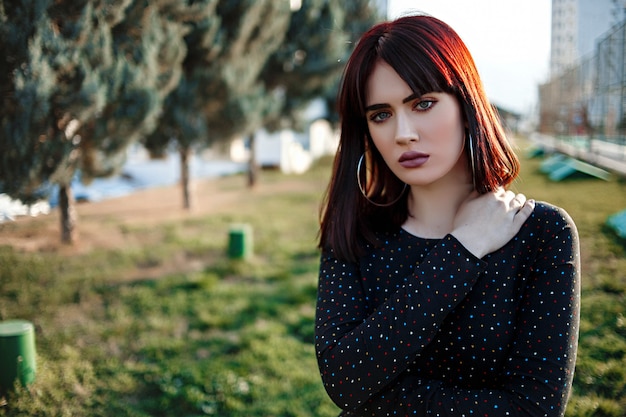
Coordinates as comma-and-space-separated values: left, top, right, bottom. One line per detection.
315, 202, 580, 416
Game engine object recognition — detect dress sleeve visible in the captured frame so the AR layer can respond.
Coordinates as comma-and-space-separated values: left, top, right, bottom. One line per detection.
350, 206, 581, 417
315, 234, 486, 410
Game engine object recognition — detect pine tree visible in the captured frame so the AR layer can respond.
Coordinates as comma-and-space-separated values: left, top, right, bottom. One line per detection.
78, 0, 192, 181
0, 0, 192, 243
143, 0, 220, 209
0, 0, 112, 242
241, 0, 381, 186
144, 0, 291, 208
260, 1, 348, 132
321, 0, 383, 128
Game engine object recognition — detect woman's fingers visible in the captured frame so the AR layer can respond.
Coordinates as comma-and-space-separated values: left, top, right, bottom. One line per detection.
513, 197, 535, 227
510, 192, 526, 208
452, 189, 535, 258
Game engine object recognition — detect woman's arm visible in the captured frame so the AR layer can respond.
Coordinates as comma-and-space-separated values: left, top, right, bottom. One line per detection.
315, 234, 486, 410
351, 206, 581, 417
316, 189, 535, 410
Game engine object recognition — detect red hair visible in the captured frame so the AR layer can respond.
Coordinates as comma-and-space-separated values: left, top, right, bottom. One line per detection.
319, 14, 519, 261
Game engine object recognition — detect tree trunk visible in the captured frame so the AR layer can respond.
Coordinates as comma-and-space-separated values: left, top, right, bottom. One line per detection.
247, 133, 259, 188
59, 184, 78, 244
180, 146, 191, 210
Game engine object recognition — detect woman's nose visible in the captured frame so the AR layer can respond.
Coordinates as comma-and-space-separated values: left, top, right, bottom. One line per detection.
395, 112, 419, 144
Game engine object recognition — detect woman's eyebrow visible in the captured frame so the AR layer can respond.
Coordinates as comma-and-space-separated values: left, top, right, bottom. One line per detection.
402, 92, 421, 103
364, 103, 389, 112
365, 92, 422, 112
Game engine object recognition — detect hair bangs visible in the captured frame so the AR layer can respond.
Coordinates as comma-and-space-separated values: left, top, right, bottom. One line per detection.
376, 30, 454, 98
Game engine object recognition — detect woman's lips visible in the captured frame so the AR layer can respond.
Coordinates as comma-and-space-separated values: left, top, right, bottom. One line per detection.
398, 151, 429, 168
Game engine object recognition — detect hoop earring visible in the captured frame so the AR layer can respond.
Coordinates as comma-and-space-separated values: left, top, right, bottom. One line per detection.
468, 134, 477, 190
357, 153, 407, 207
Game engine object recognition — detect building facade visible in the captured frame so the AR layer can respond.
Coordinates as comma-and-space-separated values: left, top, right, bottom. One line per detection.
550, 0, 623, 76
539, 0, 626, 136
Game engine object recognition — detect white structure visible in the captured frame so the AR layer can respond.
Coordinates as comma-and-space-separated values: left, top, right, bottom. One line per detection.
0, 194, 50, 223
230, 98, 339, 175
230, 120, 338, 175
550, 0, 625, 76
253, 129, 314, 175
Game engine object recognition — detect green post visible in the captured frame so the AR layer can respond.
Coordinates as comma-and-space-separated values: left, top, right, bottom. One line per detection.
0, 320, 37, 393
228, 224, 253, 260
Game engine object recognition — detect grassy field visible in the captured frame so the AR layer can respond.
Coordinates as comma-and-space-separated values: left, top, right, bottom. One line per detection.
1, 138, 626, 416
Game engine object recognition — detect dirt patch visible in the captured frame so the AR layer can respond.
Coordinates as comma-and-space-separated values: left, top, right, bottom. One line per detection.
0, 175, 319, 256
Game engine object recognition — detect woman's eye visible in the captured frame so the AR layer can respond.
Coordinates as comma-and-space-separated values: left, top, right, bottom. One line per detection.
369, 111, 391, 123
415, 100, 435, 111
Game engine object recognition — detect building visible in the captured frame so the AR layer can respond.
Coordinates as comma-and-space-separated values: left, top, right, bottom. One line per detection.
539, 0, 626, 135
550, 0, 624, 76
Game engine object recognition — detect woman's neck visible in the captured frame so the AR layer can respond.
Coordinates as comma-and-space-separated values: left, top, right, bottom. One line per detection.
403, 182, 474, 239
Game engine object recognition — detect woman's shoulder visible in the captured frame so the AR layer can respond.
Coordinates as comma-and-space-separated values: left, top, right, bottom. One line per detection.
527, 200, 578, 235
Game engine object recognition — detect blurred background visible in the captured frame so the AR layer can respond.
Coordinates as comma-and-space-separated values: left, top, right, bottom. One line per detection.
2, 0, 626, 228
3, 0, 626, 227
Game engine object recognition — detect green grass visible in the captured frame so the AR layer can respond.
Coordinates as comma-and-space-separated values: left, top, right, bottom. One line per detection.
1, 140, 626, 416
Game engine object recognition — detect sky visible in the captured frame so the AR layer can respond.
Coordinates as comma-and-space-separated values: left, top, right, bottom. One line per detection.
387, 0, 552, 117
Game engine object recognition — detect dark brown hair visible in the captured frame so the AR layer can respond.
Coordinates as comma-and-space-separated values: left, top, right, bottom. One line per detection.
319, 14, 520, 261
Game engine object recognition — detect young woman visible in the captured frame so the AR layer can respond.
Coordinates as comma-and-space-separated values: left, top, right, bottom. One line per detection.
316, 14, 580, 417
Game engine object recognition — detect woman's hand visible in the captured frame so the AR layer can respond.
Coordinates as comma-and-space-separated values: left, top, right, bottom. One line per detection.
451, 187, 535, 259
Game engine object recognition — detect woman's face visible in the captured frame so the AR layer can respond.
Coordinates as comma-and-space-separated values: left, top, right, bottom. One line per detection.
364, 60, 470, 189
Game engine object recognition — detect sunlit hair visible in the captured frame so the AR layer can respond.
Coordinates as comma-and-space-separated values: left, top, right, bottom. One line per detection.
319, 14, 520, 262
